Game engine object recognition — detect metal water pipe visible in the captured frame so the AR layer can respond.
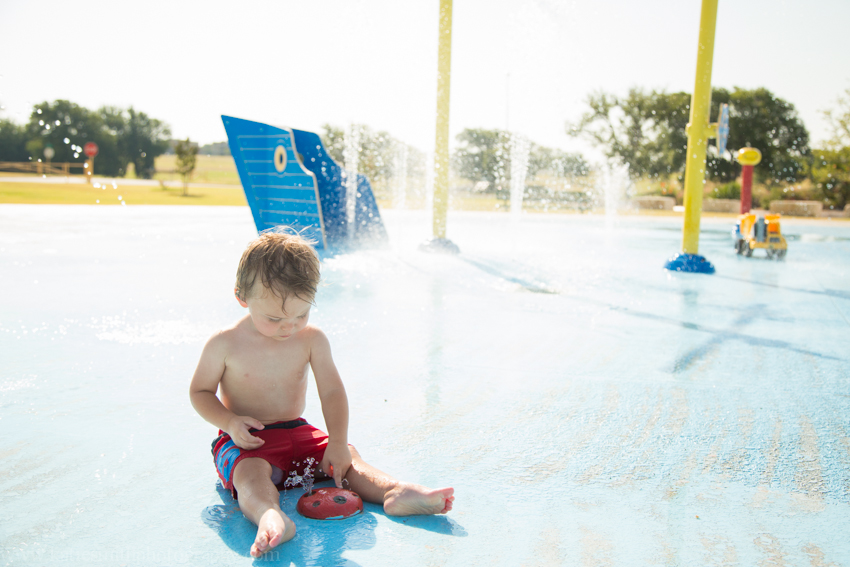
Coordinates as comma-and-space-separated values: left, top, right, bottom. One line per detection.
665, 0, 719, 274
420, 0, 460, 253
682, 0, 718, 254
737, 147, 762, 214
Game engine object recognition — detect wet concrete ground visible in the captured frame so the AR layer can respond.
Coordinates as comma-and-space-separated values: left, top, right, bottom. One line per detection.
1, 205, 848, 566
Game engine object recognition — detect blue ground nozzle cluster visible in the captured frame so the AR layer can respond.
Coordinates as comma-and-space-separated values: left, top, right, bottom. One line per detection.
663, 253, 716, 274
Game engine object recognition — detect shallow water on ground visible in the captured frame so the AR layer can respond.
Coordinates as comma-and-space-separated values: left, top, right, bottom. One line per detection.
1, 205, 849, 566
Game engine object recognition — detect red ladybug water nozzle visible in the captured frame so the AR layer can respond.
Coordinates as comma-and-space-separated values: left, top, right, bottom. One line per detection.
296, 487, 364, 520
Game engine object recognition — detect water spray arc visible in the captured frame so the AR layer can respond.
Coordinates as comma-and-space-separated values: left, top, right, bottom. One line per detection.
509, 134, 530, 217
344, 124, 361, 242
664, 0, 719, 274
420, 0, 460, 254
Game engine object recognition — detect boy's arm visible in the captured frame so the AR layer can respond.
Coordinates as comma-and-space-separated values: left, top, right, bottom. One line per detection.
189, 334, 266, 450
309, 328, 352, 487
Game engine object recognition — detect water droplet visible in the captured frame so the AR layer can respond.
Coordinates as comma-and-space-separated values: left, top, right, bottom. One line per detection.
64, 138, 70, 144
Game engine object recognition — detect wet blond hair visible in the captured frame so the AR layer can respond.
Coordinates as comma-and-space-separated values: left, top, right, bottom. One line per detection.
235, 230, 320, 311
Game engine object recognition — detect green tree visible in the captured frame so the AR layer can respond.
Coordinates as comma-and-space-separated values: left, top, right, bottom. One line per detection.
709, 87, 809, 184
0, 119, 29, 161
321, 124, 345, 164
110, 107, 171, 179
567, 89, 690, 181
569, 87, 809, 185
809, 147, 850, 210
452, 128, 590, 193
808, 91, 850, 210
529, 145, 591, 178
822, 88, 850, 148
320, 123, 396, 186
25, 100, 122, 176
174, 138, 198, 196
22, 100, 171, 178
452, 128, 510, 191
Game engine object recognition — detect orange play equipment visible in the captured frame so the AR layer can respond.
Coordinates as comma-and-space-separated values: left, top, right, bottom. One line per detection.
734, 213, 787, 259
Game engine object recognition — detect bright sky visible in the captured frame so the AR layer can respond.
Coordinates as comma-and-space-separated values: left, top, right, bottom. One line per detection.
1, 0, 848, 160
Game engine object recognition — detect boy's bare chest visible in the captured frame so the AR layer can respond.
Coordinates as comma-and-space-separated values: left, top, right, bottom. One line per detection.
222, 340, 310, 390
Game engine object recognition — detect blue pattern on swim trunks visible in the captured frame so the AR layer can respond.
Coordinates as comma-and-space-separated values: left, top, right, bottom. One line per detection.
216, 439, 241, 481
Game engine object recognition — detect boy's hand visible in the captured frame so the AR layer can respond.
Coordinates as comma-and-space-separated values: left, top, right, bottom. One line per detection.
321, 440, 352, 488
226, 415, 266, 450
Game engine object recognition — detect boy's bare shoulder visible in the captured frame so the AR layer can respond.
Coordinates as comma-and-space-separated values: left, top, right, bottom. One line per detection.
300, 324, 333, 358
203, 318, 251, 352
300, 324, 328, 342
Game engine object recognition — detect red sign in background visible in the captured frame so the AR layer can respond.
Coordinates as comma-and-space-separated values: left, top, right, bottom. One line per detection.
83, 142, 99, 158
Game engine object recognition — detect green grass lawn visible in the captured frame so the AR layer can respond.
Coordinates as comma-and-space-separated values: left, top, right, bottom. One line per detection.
144, 155, 242, 185
0, 181, 247, 206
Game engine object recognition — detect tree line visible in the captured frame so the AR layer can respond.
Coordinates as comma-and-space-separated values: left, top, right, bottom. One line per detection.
452, 128, 589, 195
319, 124, 591, 204
0, 100, 171, 178
324, 86, 847, 210
5, 88, 846, 210
568, 86, 849, 210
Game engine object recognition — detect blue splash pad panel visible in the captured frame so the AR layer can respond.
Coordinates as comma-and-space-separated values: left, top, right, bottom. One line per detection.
1, 206, 849, 566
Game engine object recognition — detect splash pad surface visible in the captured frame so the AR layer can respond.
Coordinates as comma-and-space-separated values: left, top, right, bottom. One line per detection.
1, 204, 849, 566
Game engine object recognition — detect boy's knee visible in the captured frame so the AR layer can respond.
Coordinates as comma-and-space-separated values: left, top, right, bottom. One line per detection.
233, 457, 272, 485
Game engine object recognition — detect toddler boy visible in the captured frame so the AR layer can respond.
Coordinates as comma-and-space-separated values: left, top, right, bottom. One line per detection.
189, 231, 454, 558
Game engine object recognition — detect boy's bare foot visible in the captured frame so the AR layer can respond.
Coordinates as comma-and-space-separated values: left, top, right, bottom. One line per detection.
250, 508, 295, 558
383, 484, 455, 516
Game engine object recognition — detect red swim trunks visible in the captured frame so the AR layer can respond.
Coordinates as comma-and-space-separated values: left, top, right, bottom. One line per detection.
211, 418, 328, 498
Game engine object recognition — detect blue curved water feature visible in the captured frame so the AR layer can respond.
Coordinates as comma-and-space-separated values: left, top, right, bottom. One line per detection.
291, 128, 388, 249
221, 115, 388, 251
1, 205, 848, 566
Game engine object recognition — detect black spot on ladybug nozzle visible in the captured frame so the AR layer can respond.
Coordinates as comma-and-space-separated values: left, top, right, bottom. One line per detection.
312, 501, 321, 507
333, 496, 347, 505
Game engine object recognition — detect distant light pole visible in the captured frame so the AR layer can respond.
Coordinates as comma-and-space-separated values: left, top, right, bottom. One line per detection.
506, 72, 510, 132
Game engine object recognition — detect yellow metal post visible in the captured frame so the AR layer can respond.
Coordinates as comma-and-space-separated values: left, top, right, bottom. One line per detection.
433, 0, 452, 240
420, 0, 459, 253
681, 0, 719, 255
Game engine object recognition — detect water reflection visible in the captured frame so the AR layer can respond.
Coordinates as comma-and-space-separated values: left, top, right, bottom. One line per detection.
202, 481, 377, 566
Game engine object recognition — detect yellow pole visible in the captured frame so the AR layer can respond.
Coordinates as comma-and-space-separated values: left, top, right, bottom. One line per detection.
432, 0, 453, 239
681, 0, 719, 255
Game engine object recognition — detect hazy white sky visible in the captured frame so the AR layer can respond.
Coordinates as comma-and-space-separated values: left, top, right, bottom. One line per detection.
1, 0, 848, 160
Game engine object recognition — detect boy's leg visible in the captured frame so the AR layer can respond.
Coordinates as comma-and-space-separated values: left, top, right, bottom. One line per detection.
232, 457, 296, 557
341, 447, 454, 516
